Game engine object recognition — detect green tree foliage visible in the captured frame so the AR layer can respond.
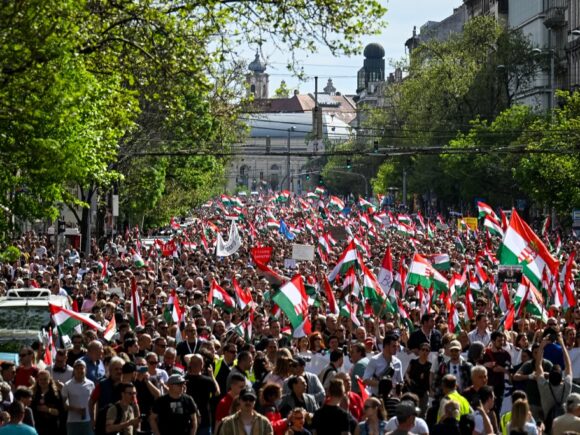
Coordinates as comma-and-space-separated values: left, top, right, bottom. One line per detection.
516, 91, 580, 214
274, 81, 291, 98
368, 16, 538, 208
0, 0, 388, 240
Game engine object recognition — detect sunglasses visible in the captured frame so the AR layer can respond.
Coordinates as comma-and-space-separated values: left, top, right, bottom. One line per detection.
241, 396, 256, 402
364, 404, 378, 409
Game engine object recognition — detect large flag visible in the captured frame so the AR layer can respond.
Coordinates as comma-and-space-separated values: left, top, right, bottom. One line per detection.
208, 280, 236, 311
358, 197, 376, 213
377, 246, 394, 291
431, 253, 451, 271
272, 275, 311, 337
406, 253, 449, 294
216, 220, 242, 257
361, 263, 394, 313
49, 303, 104, 337
499, 210, 559, 289
513, 276, 548, 322
328, 240, 359, 281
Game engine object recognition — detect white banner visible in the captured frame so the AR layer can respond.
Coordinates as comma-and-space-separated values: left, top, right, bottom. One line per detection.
292, 244, 315, 261
216, 221, 241, 257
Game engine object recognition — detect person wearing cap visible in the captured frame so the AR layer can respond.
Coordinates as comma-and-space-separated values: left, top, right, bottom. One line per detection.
434, 340, 472, 394
61, 359, 95, 435
217, 387, 273, 435
388, 401, 421, 435
150, 374, 198, 435
551, 392, 580, 435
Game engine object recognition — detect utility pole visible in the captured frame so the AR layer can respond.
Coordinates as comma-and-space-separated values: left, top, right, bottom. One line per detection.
286, 127, 295, 190
402, 169, 407, 208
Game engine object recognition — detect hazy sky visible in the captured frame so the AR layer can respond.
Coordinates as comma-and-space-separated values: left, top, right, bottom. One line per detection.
244, 0, 462, 96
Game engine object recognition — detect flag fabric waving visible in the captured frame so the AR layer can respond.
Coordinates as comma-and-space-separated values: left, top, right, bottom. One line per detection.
272, 275, 311, 337
49, 303, 105, 337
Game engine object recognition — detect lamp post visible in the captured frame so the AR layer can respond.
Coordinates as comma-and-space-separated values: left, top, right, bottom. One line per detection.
286, 126, 295, 191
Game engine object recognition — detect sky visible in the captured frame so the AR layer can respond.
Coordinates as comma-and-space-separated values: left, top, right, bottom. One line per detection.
243, 0, 462, 96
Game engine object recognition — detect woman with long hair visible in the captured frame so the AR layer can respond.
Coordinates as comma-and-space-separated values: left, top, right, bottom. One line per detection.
30, 370, 63, 435
354, 397, 388, 435
507, 399, 538, 435
264, 355, 292, 387
308, 333, 325, 354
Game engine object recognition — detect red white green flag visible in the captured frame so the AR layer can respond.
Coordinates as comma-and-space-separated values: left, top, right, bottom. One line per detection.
484, 214, 504, 237
377, 246, 394, 291
328, 240, 359, 281
499, 209, 559, 289
233, 277, 254, 310
477, 201, 498, 220
208, 280, 236, 312
322, 275, 339, 315
49, 303, 104, 337
272, 275, 311, 337
358, 197, 376, 213
406, 253, 449, 294
329, 196, 345, 211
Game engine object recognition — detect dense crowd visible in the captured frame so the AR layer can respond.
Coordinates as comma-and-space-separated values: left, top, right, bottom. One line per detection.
0, 191, 579, 435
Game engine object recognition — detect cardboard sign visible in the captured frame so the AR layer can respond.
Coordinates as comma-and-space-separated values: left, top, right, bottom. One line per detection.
284, 259, 297, 269
292, 244, 315, 261
458, 217, 478, 231
251, 246, 273, 265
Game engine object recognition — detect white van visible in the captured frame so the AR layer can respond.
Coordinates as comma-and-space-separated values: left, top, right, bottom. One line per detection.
0, 288, 70, 357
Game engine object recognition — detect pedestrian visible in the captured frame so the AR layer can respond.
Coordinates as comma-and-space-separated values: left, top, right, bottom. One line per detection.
150, 374, 198, 435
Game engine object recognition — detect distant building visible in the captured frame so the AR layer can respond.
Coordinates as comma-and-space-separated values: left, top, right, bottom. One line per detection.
418, 5, 467, 43
355, 43, 386, 107
227, 60, 354, 193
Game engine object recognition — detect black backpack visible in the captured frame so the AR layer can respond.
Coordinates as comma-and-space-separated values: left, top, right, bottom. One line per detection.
95, 402, 123, 435
545, 384, 566, 434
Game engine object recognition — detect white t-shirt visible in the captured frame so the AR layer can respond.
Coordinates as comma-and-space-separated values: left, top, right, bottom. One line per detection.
385, 416, 429, 434
61, 377, 95, 422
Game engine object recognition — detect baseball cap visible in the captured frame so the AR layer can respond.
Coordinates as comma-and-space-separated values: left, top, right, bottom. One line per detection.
73, 359, 86, 368
448, 340, 462, 351
239, 388, 257, 400
167, 374, 186, 385
396, 401, 420, 419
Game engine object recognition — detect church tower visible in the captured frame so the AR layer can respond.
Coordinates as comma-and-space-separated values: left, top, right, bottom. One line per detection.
246, 51, 269, 99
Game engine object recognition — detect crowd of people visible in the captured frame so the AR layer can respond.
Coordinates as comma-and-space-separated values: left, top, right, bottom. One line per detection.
0, 191, 578, 435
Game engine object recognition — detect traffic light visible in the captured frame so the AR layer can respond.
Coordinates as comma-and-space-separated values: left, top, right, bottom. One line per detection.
57, 220, 65, 234
346, 158, 352, 170
306, 174, 310, 180
373, 141, 379, 153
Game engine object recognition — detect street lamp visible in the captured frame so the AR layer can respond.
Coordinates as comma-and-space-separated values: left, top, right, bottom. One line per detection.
286, 126, 295, 191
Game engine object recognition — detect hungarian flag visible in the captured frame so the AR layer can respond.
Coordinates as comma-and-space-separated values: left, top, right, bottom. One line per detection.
362, 263, 396, 314
360, 214, 373, 230
358, 197, 376, 213
315, 186, 326, 196
306, 191, 319, 200
484, 214, 504, 237
499, 209, 559, 289
233, 277, 253, 310
406, 253, 448, 294
164, 290, 183, 324
275, 190, 291, 203
339, 301, 361, 327
499, 209, 508, 231
130, 277, 143, 328
377, 246, 394, 291
254, 260, 287, 287
477, 201, 498, 220
208, 280, 236, 312
267, 218, 280, 230
513, 276, 548, 322
49, 303, 104, 337
220, 194, 233, 206
397, 222, 415, 237
328, 240, 359, 282
355, 376, 369, 402
231, 196, 244, 207
322, 275, 339, 315
103, 316, 117, 342
416, 211, 426, 230
448, 303, 461, 333
541, 216, 551, 238
561, 251, 577, 308
431, 254, 451, 271
342, 266, 360, 297
499, 282, 512, 312
392, 257, 407, 296
328, 196, 344, 212
131, 249, 145, 268
398, 214, 412, 224
465, 286, 475, 320
272, 275, 311, 337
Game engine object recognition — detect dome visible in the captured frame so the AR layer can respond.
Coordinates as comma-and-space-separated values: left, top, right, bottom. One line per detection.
248, 51, 266, 73
363, 43, 385, 59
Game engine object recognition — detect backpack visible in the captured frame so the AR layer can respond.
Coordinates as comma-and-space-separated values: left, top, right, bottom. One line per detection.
545, 384, 566, 433
95, 402, 123, 435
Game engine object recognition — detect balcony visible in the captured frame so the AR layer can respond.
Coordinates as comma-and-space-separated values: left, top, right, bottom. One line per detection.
543, 0, 567, 29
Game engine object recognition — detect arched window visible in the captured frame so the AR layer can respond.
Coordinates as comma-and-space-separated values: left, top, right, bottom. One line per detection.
270, 164, 280, 172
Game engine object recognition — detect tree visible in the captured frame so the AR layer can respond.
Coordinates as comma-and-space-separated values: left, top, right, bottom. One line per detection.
368, 16, 539, 209
274, 81, 291, 98
516, 91, 580, 214
1, 0, 388, 243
